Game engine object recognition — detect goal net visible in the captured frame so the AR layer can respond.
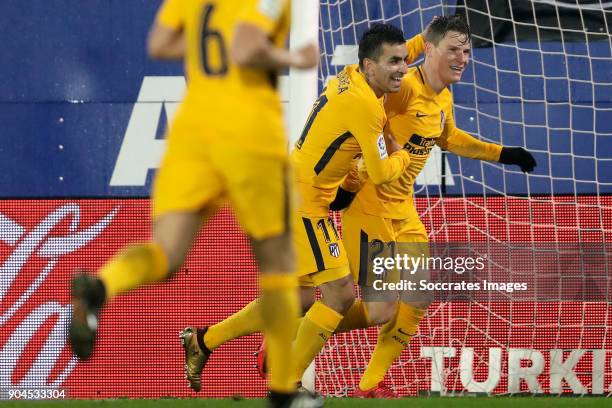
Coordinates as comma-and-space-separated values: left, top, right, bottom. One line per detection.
316, 0, 612, 396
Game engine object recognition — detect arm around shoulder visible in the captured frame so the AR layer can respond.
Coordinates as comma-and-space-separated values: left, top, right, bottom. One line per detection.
349, 102, 410, 185
361, 132, 410, 185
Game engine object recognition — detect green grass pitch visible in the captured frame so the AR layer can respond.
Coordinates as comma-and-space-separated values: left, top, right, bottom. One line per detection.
3, 398, 611, 408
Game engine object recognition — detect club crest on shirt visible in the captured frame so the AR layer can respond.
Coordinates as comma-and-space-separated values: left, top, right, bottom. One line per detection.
329, 243, 340, 258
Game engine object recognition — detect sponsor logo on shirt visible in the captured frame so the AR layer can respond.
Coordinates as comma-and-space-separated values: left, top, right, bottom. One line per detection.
404, 133, 437, 156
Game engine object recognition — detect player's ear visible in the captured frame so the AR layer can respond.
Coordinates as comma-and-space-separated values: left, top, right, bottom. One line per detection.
362, 57, 375, 75
424, 41, 434, 59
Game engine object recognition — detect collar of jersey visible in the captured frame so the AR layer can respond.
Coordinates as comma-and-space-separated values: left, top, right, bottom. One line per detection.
416, 65, 443, 99
349, 65, 385, 104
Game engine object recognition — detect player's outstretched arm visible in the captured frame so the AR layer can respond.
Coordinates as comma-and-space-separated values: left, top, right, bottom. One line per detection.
440, 123, 538, 174
443, 129, 537, 173
231, 23, 318, 70
438, 115, 537, 173
439, 102, 536, 173
498, 146, 537, 173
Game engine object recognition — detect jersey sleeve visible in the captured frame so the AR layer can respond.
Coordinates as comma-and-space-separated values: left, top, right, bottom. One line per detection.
156, 0, 184, 30
347, 100, 410, 185
384, 77, 413, 119
239, 0, 289, 35
438, 102, 502, 161
405, 34, 425, 65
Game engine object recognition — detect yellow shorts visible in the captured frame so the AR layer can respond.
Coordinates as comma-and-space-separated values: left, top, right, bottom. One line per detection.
342, 203, 429, 287
294, 214, 351, 287
153, 131, 289, 240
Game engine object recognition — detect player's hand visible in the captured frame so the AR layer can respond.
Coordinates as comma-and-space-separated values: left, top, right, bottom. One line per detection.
384, 131, 403, 155
499, 147, 537, 173
292, 43, 319, 69
342, 166, 362, 193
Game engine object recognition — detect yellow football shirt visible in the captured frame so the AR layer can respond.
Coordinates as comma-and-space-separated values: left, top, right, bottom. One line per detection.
156, 0, 290, 157
291, 64, 409, 218
291, 34, 426, 218
354, 65, 503, 219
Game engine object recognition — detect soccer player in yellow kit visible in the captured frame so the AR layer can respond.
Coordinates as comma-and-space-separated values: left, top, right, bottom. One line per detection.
177, 24, 427, 386
67, 1, 321, 406
335, 16, 537, 397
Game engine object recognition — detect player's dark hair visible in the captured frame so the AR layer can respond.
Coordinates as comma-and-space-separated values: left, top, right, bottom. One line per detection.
424, 15, 471, 46
358, 24, 405, 68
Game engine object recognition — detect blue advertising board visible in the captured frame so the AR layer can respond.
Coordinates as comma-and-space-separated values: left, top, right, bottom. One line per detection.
0, 0, 610, 197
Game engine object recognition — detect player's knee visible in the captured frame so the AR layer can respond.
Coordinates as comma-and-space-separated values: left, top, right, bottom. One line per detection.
165, 257, 183, 277
250, 232, 294, 272
320, 275, 355, 314
334, 289, 355, 315
399, 290, 432, 310
153, 212, 203, 277
339, 286, 355, 313
403, 300, 431, 310
154, 241, 184, 277
300, 286, 316, 314
365, 301, 397, 325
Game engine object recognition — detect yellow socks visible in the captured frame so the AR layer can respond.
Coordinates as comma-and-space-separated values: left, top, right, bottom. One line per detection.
98, 243, 169, 299
335, 300, 370, 333
292, 301, 343, 382
203, 299, 263, 350
203, 299, 367, 355
260, 274, 300, 393
358, 302, 425, 391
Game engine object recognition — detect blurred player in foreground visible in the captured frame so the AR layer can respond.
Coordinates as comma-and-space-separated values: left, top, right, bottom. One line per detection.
335, 15, 537, 397
178, 23, 429, 388
68, 1, 320, 406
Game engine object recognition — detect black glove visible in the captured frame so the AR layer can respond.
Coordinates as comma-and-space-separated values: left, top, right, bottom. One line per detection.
330, 187, 357, 211
499, 147, 537, 173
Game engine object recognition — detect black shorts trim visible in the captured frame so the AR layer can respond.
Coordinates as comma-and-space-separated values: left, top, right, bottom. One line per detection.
358, 229, 369, 286
302, 217, 326, 272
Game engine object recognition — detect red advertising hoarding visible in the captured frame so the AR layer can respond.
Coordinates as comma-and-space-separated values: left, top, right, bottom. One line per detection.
1, 198, 610, 398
